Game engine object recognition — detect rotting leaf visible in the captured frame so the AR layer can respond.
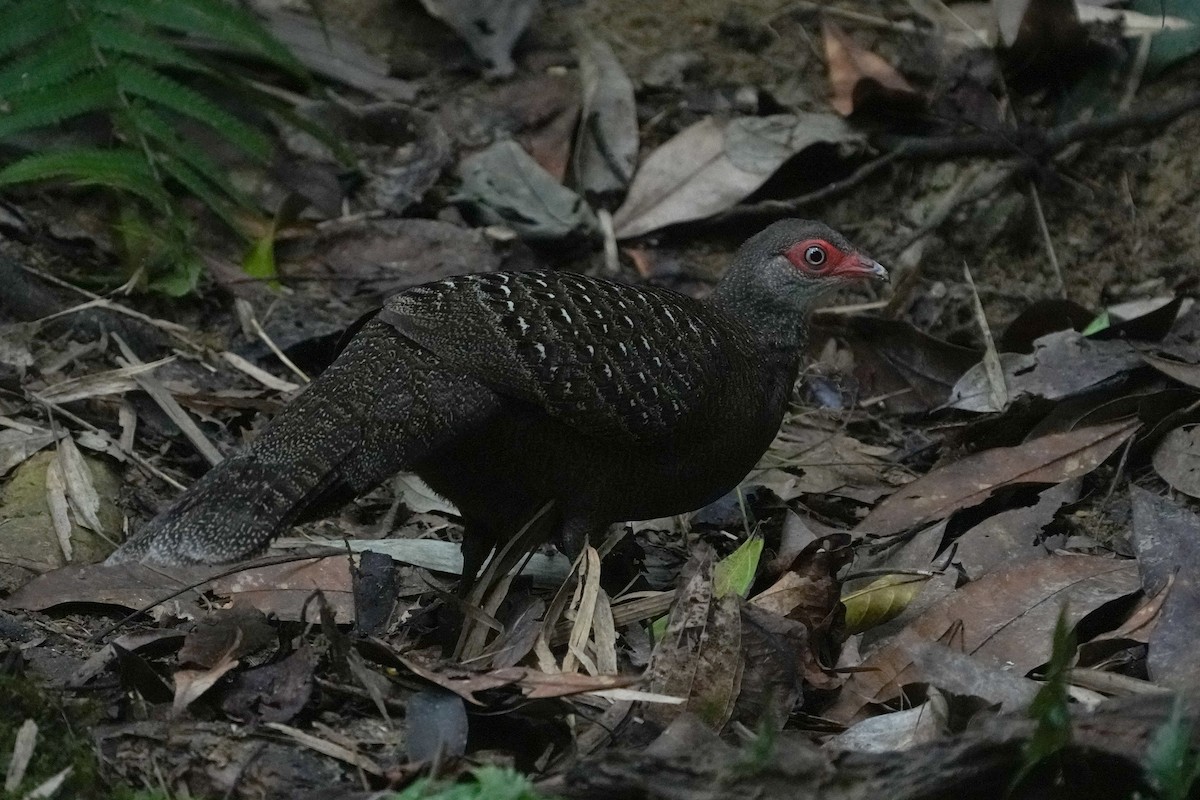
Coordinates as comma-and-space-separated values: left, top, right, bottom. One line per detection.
827, 554, 1139, 723
406, 688, 469, 763
857, 419, 1138, 537
456, 139, 600, 242
221, 645, 316, 725
821, 20, 923, 118
612, 114, 863, 239
1130, 487, 1200, 691
417, 0, 537, 77
1151, 425, 1200, 499
643, 545, 744, 731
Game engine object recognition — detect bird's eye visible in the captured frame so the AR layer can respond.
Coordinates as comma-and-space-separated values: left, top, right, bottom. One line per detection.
803, 245, 827, 267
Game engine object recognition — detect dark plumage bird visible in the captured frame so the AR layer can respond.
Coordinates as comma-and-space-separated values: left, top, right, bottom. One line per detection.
109, 219, 887, 582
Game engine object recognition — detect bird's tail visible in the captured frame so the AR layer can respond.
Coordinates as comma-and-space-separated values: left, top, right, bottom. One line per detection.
108, 319, 493, 566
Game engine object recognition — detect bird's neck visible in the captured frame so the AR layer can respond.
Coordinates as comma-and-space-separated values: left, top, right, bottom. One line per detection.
705, 277, 812, 353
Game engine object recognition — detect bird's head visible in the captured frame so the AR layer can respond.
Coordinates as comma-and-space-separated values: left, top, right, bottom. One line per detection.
710, 219, 888, 341
751, 218, 887, 294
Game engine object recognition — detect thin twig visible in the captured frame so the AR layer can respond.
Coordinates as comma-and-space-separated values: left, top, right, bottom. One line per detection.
1028, 184, 1066, 298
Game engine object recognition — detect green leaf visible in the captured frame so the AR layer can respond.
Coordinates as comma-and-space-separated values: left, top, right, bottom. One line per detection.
0, 69, 115, 138
130, 103, 247, 205
1144, 695, 1200, 800
89, 16, 208, 73
1081, 311, 1111, 336
96, 0, 306, 76
0, 147, 169, 206
0, 0, 67, 61
841, 574, 929, 634
241, 231, 277, 281
713, 536, 762, 599
112, 59, 271, 161
1010, 606, 1077, 795
0, 25, 94, 94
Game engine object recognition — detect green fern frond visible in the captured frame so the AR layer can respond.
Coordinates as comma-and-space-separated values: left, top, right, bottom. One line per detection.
0, 0, 323, 293
112, 59, 270, 160
0, 70, 114, 138
0, 148, 169, 206
0, 26, 94, 95
0, 0, 67, 61
131, 103, 248, 208
96, 0, 306, 76
158, 155, 244, 234
89, 17, 208, 74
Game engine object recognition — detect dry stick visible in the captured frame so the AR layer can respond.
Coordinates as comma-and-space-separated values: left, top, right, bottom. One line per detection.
1027, 184, 1066, 298
719, 91, 1200, 224
112, 333, 224, 466
28, 393, 184, 491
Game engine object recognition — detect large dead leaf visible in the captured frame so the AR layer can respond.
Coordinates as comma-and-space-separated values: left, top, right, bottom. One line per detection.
856, 419, 1137, 536
1141, 352, 1200, 391
612, 114, 863, 239
643, 546, 742, 730
211, 557, 355, 624
1151, 424, 1200, 499
573, 32, 638, 199
950, 479, 1078, 581
457, 140, 600, 241
948, 330, 1143, 412
828, 554, 1140, 723
1130, 487, 1200, 691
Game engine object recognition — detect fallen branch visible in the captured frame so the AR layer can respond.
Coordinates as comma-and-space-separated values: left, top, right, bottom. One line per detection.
719, 90, 1200, 223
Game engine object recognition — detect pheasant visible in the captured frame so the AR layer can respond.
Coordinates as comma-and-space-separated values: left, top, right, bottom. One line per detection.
109, 219, 887, 583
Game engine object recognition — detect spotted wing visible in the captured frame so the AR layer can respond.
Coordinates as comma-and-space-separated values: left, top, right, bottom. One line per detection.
379, 271, 739, 440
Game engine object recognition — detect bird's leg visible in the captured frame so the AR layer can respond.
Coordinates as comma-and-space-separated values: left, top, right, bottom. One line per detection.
556, 516, 606, 568
458, 520, 498, 595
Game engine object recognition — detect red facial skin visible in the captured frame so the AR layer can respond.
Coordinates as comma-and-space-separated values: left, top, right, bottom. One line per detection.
784, 238, 882, 281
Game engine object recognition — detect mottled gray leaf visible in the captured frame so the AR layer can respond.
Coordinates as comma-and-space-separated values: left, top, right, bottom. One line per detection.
457, 139, 599, 241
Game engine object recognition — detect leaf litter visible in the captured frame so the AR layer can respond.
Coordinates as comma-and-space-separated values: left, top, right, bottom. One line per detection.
3, 0, 1200, 796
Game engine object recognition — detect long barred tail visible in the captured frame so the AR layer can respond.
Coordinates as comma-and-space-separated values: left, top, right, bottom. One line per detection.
108, 320, 499, 566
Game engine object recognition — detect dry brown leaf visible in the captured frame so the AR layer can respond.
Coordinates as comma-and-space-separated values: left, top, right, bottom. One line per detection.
643, 546, 743, 730
212, 557, 355, 624
857, 419, 1138, 536
822, 20, 919, 117
172, 631, 242, 715
1151, 425, 1200, 499
828, 554, 1140, 723
612, 114, 862, 239
1142, 352, 1200, 390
